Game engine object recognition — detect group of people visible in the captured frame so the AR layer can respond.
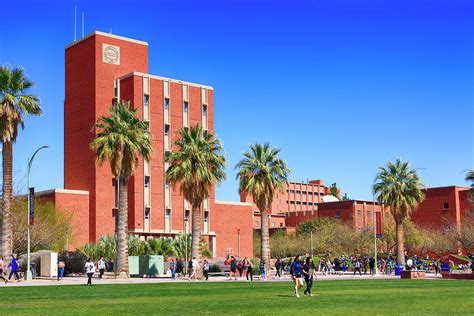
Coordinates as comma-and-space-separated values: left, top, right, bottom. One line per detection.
289, 255, 317, 298
168, 256, 209, 281
0, 255, 21, 283
82, 256, 109, 285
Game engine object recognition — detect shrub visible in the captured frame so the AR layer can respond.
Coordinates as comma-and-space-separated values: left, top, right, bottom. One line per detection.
209, 264, 221, 273
58, 250, 87, 275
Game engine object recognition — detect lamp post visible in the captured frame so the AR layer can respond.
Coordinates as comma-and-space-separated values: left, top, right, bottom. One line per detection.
373, 195, 378, 275
184, 217, 188, 275
237, 229, 240, 259
26, 145, 49, 281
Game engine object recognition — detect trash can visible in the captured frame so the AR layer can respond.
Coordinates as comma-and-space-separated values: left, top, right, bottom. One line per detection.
30, 263, 38, 279
395, 264, 404, 276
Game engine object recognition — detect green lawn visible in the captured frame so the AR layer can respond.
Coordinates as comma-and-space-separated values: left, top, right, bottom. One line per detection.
0, 279, 472, 315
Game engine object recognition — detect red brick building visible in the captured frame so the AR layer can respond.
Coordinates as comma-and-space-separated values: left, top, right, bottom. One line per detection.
40, 31, 253, 258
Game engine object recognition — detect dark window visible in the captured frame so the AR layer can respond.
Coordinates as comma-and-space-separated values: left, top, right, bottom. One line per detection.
145, 207, 150, 219
296, 201, 301, 205
280, 223, 284, 227
143, 94, 149, 106
296, 190, 301, 194
335, 210, 341, 218
144, 176, 150, 188
164, 124, 170, 136
289, 190, 295, 194
290, 201, 295, 205
183, 101, 188, 113
202, 104, 207, 114
443, 203, 449, 209
302, 202, 307, 205
165, 209, 171, 219
185, 210, 190, 222
164, 98, 169, 109
204, 211, 209, 222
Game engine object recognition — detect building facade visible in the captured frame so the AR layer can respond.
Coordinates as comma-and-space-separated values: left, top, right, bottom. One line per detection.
44, 31, 253, 258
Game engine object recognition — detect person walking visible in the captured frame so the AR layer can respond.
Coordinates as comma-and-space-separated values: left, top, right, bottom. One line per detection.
353, 259, 362, 276
97, 256, 106, 279
57, 260, 65, 281
433, 259, 440, 276
7, 255, 20, 282
230, 256, 237, 280
245, 257, 253, 281
188, 256, 198, 281
275, 258, 282, 278
303, 257, 316, 297
237, 259, 243, 278
85, 258, 95, 286
369, 257, 375, 275
187, 258, 193, 278
0, 257, 7, 283
176, 258, 183, 276
203, 259, 210, 281
259, 259, 266, 280
291, 256, 304, 298
170, 258, 176, 280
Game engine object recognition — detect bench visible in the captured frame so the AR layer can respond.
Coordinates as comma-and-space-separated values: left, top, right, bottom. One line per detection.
400, 270, 426, 279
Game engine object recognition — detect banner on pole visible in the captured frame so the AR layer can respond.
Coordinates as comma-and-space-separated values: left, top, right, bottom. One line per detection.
376, 211, 382, 238
29, 187, 35, 226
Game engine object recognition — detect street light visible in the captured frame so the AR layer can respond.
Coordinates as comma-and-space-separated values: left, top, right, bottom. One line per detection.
373, 195, 378, 275
237, 229, 240, 259
26, 145, 49, 281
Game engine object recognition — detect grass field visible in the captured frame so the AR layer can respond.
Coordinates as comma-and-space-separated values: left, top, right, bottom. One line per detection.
0, 279, 472, 315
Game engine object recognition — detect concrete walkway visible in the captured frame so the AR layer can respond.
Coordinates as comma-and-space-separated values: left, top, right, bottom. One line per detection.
1, 272, 443, 287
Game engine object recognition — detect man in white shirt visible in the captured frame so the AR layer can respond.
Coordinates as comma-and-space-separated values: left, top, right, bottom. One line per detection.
97, 256, 107, 279
407, 258, 413, 270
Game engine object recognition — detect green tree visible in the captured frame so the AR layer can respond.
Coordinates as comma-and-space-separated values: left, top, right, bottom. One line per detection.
329, 183, 341, 199
373, 159, 424, 265
0, 66, 42, 258
165, 125, 226, 259
90, 100, 152, 276
235, 143, 290, 269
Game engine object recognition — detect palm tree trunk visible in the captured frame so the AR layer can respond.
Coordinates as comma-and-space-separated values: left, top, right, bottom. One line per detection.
1, 141, 13, 258
116, 177, 129, 277
260, 209, 270, 270
395, 221, 405, 266
191, 202, 201, 259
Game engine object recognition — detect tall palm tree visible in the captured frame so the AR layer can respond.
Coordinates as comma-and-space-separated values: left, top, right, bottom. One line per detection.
373, 158, 424, 266
465, 170, 474, 199
235, 143, 290, 269
165, 124, 226, 259
0, 66, 42, 258
90, 100, 152, 276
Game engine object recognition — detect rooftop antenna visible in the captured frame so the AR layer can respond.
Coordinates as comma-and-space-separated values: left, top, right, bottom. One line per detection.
82, 12, 84, 37
74, 5, 77, 41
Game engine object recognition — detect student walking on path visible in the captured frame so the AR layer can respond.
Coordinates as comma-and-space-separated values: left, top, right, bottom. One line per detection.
291, 256, 304, 298
275, 258, 282, 278
303, 257, 316, 297
203, 259, 210, 280
188, 257, 198, 281
0, 257, 7, 283
97, 256, 106, 279
7, 255, 20, 282
259, 259, 266, 280
57, 260, 65, 281
170, 258, 176, 280
353, 259, 362, 276
244, 257, 253, 281
230, 256, 237, 280
85, 258, 95, 286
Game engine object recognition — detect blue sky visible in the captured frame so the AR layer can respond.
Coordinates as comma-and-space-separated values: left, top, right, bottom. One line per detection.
0, 0, 472, 201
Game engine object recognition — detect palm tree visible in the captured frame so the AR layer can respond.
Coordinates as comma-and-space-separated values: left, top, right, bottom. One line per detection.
465, 170, 474, 199
165, 124, 226, 259
373, 158, 424, 266
0, 66, 42, 258
235, 143, 290, 269
90, 100, 152, 276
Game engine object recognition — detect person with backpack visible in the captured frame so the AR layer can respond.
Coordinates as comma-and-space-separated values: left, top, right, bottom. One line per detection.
230, 256, 237, 280
97, 256, 106, 279
354, 259, 362, 276
259, 259, 266, 280
7, 255, 20, 282
169, 258, 176, 280
203, 259, 210, 281
291, 255, 304, 298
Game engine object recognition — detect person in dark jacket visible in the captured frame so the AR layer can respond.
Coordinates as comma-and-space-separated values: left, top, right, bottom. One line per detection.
7, 255, 20, 282
303, 257, 316, 297
292, 255, 304, 298
275, 259, 282, 278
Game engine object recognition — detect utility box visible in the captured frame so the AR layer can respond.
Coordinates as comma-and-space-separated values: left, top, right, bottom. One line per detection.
40, 252, 58, 277
128, 255, 164, 276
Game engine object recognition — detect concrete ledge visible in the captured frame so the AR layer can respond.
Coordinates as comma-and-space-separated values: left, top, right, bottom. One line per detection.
441, 272, 474, 280
400, 270, 426, 279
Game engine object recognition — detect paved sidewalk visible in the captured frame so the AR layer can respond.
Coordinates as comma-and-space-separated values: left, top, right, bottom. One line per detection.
1, 272, 443, 287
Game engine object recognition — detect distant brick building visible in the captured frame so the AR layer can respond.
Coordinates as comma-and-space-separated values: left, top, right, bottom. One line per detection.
40, 31, 253, 258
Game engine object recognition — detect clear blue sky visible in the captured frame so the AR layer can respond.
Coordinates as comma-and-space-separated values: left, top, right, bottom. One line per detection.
0, 0, 473, 201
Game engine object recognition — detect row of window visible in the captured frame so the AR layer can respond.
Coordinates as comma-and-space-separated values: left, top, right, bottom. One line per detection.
287, 189, 324, 196
254, 221, 284, 228
287, 201, 317, 206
